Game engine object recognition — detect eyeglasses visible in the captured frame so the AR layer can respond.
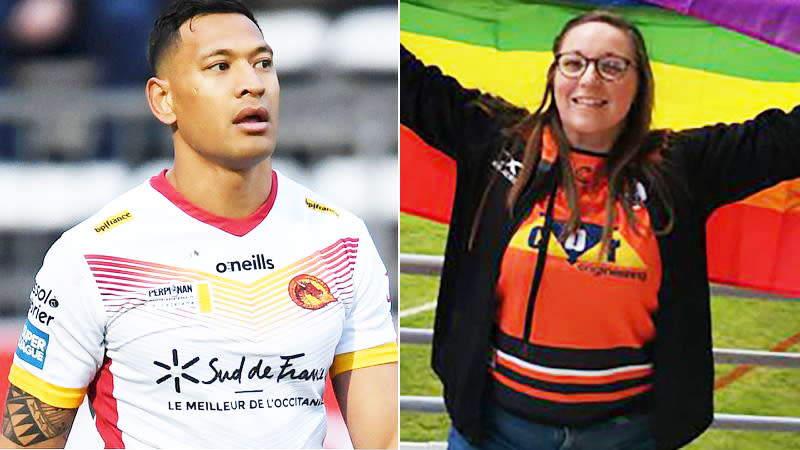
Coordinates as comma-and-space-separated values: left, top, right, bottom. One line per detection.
555, 52, 634, 82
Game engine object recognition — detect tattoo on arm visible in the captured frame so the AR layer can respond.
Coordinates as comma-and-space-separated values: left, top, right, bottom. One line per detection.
2, 385, 74, 446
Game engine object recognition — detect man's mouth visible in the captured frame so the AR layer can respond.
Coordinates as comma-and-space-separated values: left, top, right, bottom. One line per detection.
233, 106, 270, 134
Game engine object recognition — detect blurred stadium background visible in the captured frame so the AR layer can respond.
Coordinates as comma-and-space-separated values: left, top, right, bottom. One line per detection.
0, 0, 397, 447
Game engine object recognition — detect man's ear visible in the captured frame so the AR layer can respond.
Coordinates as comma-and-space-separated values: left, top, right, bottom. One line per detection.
146, 77, 177, 126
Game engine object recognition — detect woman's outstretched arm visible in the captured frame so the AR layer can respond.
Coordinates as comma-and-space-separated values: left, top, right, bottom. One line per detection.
401, 45, 505, 167
670, 105, 800, 213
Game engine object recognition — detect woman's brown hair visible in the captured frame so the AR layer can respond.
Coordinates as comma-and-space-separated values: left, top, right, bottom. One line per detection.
471, 10, 675, 256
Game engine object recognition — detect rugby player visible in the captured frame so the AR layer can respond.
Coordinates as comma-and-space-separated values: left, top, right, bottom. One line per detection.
0, 0, 398, 448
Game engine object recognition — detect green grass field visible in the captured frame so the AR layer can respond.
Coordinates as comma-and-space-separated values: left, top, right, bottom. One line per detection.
399, 212, 800, 449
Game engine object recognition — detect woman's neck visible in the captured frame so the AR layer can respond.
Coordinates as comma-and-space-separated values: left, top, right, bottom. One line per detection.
563, 123, 624, 154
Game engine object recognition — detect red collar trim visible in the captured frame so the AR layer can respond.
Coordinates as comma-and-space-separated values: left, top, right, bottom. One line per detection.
149, 169, 278, 237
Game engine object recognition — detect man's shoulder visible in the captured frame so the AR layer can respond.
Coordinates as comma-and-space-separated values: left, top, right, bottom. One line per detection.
58, 178, 159, 247
34, 179, 155, 275
275, 170, 367, 231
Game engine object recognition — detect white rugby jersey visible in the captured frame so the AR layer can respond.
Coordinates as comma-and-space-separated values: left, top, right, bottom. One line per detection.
9, 169, 397, 448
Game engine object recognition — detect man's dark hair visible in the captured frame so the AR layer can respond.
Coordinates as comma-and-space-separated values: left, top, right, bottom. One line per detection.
148, 0, 261, 74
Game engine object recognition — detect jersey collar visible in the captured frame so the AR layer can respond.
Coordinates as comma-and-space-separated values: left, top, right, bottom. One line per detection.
149, 169, 278, 237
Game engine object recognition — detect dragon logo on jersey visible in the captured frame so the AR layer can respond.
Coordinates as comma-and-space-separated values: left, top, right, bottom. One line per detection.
288, 275, 336, 310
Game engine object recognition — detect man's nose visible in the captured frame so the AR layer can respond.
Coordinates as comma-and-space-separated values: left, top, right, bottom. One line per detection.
236, 65, 266, 98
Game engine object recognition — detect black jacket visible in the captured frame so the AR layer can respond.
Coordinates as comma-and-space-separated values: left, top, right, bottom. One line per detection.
400, 46, 800, 449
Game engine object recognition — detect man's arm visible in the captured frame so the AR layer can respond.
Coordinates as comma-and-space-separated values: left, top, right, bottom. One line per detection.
332, 363, 398, 449
0, 384, 77, 449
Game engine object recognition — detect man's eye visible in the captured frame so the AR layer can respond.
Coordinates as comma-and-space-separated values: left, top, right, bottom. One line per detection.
210, 62, 230, 71
256, 59, 273, 69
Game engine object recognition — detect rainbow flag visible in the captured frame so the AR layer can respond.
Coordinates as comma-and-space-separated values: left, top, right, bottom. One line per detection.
400, 0, 800, 296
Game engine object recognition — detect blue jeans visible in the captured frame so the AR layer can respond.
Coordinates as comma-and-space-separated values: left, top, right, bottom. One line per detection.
447, 403, 656, 450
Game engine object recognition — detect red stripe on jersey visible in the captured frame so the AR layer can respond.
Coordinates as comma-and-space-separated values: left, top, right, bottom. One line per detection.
85, 238, 357, 273
149, 169, 278, 237
88, 267, 181, 282
89, 356, 124, 449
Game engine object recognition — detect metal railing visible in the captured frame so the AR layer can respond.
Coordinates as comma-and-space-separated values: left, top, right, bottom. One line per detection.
400, 253, 800, 301
399, 252, 800, 433
399, 327, 800, 369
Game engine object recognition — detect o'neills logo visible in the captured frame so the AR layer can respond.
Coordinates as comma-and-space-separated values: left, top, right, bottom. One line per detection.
95, 210, 133, 233
288, 275, 336, 310
216, 254, 274, 273
305, 198, 338, 217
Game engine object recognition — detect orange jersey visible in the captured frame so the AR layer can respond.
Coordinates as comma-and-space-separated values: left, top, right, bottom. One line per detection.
493, 150, 661, 424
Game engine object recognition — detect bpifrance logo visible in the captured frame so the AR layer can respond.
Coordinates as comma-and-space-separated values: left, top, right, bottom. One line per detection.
305, 198, 339, 217
16, 321, 49, 369
288, 275, 336, 310
94, 209, 133, 233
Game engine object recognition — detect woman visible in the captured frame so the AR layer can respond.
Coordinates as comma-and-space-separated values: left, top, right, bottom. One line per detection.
401, 10, 800, 450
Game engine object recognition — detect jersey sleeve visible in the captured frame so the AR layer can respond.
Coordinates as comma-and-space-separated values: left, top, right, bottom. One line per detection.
9, 235, 106, 409
330, 221, 397, 377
